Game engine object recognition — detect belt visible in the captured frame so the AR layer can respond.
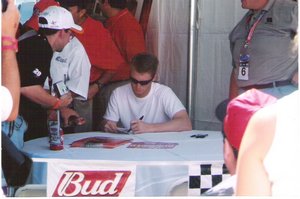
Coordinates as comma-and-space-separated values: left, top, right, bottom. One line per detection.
241, 80, 292, 90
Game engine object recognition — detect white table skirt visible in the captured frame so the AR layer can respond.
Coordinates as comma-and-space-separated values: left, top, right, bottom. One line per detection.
21, 130, 225, 196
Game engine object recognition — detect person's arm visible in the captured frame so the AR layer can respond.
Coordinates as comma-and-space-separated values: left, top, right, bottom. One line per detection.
223, 138, 237, 175
1, 0, 20, 121
99, 87, 121, 132
60, 107, 83, 127
236, 106, 276, 196
229, 68, 239, 100
291, 70, 298, 86
131, 110, 192, 134
2, 50, 20, 121
87, 70, 116, 100
101, 119, 119, 133
21, 85, 72, 109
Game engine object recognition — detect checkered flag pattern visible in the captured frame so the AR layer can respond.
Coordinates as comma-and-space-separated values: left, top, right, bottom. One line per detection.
188, 163, 230, 195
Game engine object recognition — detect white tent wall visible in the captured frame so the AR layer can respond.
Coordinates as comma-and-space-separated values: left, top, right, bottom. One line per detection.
146, 0, 190, 107
144, 0, 246, 131
193, 0, 247, 130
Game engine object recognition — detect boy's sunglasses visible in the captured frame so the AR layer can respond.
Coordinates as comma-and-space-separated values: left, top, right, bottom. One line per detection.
130, 76, 153, 86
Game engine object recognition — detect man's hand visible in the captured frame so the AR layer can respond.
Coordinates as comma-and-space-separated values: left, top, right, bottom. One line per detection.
60, 107, 81, 127
229, 69, 239, 99
130, 120, 150, 134
88, 71, 116, 100
291, 70, 298, 86
129, 110, 191, 134
58, 93, 73, 108
103, 120, 118, 133
87, 84, 99, 100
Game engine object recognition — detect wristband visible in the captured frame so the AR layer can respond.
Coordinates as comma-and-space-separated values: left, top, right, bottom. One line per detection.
2, 36, 18, 52
52, 98, 62, 110
2, 36, 17, 44
2, 45, 18, 52
97, 82, 105, 90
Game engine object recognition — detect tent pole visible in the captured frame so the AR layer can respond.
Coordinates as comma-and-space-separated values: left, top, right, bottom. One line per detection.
187, 0, 198, 125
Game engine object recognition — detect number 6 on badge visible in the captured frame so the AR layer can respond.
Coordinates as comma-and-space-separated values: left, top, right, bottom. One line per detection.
238, 66, 249, 80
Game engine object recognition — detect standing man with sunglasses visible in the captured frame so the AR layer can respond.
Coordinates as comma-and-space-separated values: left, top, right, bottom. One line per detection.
101, 53, 192, 134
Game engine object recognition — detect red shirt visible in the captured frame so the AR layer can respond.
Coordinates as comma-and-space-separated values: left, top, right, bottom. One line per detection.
105, 9, 146, 69
75, 16, 127, 83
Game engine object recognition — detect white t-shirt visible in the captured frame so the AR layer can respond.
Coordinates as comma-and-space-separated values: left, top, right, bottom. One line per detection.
263, 90, 299, 196
1, 86, 13, 121
44, 37, 91, 100
104, 82, 186, 129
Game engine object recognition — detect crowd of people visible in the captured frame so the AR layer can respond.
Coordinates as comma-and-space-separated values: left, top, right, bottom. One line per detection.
1, 0, 298, 197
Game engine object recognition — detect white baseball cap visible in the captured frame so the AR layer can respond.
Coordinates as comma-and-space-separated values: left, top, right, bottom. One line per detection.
38, 6, 83, 33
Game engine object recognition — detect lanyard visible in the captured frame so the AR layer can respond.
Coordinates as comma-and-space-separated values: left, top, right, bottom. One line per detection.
238, 10, 267, 81
244, 10, 267, 47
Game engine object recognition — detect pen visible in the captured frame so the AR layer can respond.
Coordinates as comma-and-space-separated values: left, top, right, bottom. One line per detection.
190, 133, 208, 138
127, 115, 144, 132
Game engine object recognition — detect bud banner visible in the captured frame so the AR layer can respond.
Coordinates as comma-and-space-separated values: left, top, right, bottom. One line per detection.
47, 160, 136, 197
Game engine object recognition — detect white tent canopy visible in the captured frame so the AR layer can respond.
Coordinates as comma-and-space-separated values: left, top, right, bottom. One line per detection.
144, 0, 247, 130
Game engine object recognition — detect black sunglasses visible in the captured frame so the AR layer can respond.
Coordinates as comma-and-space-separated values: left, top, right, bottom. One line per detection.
130, 76, 153, 86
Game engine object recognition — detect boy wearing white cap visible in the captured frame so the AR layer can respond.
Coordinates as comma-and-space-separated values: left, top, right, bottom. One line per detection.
19, 0, 91, 133
17, 6, 82, 141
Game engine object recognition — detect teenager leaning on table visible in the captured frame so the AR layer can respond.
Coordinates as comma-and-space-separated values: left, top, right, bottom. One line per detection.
19, 0, 91, 133
15, 6, 84, 141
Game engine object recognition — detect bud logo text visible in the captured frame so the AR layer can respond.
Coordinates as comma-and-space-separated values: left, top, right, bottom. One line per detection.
52, 171, 131, 197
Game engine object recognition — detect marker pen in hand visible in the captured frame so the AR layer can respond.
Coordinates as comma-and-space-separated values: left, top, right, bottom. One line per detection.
127, 115, 144, 132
